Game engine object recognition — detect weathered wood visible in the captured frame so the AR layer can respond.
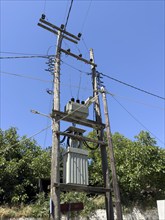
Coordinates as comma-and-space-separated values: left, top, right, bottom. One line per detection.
54, 183, 111, 194
101, 87, 123, 220
51, 110, 105, 129
90, 49, 114, 220
60, 48, 97, 67
38, 23, 78, 44
40, 18, 80, 41
61, 203, 84, 213
51, 30, 62, 220
57, 131, 107, 146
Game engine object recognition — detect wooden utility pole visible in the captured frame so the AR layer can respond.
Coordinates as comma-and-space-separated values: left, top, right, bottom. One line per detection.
51, 30, 63, 220
39, 17, 121, 220
90, 49, 114, 220
38, 17, 81, 220
101, 87, 123, 220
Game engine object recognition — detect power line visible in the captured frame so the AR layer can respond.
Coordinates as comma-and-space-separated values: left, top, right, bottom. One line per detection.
0, 95, 99, 154
1, 71, 52, 83
0, 125, 52, 154
1, 52, 164, 101
0, 71, 92, 91
82, 37, 89, 54
106, 91, 165, 146
100, 72, 165, 101
81, 0, 92, 33
3, 69, 163, 110
65, 0, 74, 29
0, 51, 45, 56
61, 59, 90, 74
110, 93, 164, 111
0, 55, 51, 59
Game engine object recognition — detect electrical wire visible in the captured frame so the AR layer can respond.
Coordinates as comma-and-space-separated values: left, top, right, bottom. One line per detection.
106, 92, 165, 146
1, 70, 92, 91
0, 71, 52, 83
110, 93, 164, 111
64, 0, 74, 29
63, 0, 70, 24
0, 125, 52, 154
1, 95, 100, 154
81, 0, 93, 33
1, 53, 164, 101
43, 0, 47, 14
2, 70, 163, 110
82, 37, 89, 54
61, 59, 90, 74
77, 71, 82, 99
2, 69, 163, 113
100, 72, 165, 101
0, 51, 45, 56
83, 140, 99, 150
0, 55, 50, 59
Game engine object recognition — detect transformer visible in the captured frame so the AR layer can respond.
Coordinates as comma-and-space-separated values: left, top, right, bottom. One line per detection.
65, 99, 89, 119
63, 147, 88, 185
63, 126, 88, 185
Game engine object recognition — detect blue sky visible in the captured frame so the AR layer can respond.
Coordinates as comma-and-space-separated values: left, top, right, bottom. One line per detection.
0, 0, 164, 148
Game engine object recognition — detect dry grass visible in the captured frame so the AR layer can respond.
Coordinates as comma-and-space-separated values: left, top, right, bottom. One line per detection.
0, 206, 32, 218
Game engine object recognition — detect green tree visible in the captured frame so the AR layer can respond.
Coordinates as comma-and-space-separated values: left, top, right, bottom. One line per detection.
0, 127, 51, 205
86, 130, 165, 208
134, 131, 157, 146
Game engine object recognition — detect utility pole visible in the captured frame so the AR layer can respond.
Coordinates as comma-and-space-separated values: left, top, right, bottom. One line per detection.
90, 49, 114, 220
38, 17, 81, 220
51, 30, 63, 220
38, 16, 122, 220
101, 87, 123, 220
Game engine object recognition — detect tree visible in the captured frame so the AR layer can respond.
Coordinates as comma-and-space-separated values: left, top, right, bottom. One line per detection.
114, 139, 165, 207
0, 127, 51, 205
134, 131, 157, 146
86, 130, 165, 208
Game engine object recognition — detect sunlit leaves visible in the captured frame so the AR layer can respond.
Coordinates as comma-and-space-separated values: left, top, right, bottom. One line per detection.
0, 127, 51, 205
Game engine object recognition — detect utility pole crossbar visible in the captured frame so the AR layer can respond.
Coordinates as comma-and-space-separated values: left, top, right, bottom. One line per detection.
54, 183, 111, 194
57, 131, 107, 145
38, 23, 78, 44
39, 18, 80, 41
60, 48, 97, 67
51, 110, 105, 129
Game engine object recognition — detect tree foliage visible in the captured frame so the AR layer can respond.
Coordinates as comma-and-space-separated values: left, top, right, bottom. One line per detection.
87, 130, 165, 208
0, 127, 164, 210
0, 127, 50, 205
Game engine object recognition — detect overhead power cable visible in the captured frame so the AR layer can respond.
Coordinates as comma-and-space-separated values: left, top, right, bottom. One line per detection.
0, 55, 51, 59
1, 95, 99, 154
65, 0, 74, 29
100, 72, 165, 101
61, 60, 90, 74
0, 125, 52, 154
3, 69, 163, 109
1, 71, 92, 91
106, 91, 165, 146
110, 93, 164, 111
4, 68, 163, 108
1, 71, 52, 83
0, 51, 46, 56
1, 52, 164, 101
81, 0, 92, 33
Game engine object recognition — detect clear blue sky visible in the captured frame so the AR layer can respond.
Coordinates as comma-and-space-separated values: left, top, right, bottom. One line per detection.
0, 0, 164, 148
